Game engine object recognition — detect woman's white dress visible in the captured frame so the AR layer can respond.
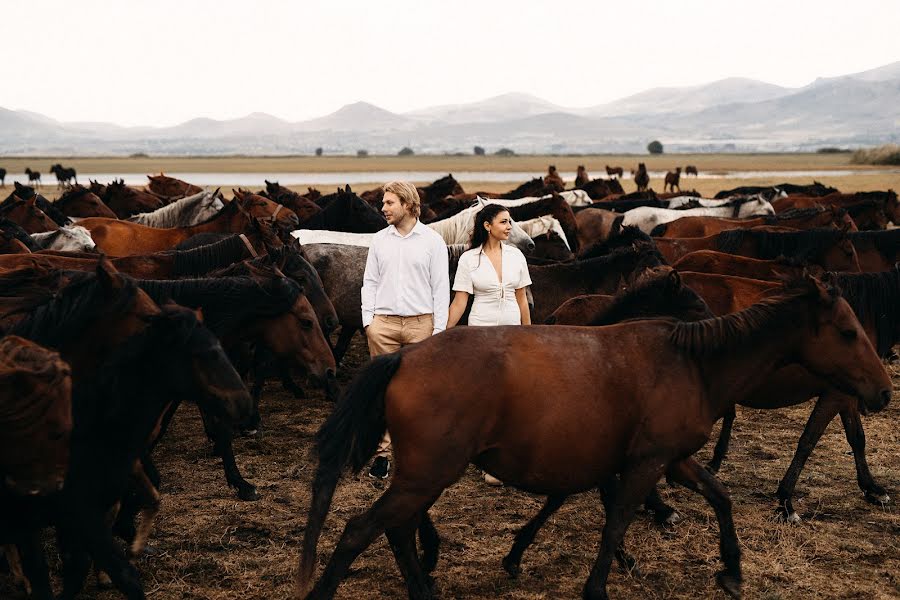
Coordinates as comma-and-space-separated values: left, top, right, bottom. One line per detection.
452, 244, 532, 326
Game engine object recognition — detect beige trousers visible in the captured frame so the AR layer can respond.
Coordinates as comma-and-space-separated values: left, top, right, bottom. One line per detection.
366, 314, 434, 457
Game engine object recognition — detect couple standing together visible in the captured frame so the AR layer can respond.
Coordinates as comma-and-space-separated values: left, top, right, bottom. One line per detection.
361, 181, 532, 480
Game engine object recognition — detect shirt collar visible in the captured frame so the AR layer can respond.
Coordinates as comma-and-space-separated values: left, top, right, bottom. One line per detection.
387, 220, 424, 238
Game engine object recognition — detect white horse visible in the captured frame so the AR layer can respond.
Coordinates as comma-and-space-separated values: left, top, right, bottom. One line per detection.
126, 190, 222, 228
517, 215, 571, 251
624, 197, 776, 234
292, 230, 373, 247
31, 225, 97, 252
425, 197, 534, 252
489, 190, 591, 208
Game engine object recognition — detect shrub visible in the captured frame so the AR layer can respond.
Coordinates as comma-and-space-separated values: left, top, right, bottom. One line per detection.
357, 149, 369, 158
473, 145, 485, 156
851, 144, 900, 165
647, 140, 664, 155
315, 147, 323, 156
398, 147, 414, 156
495, 148, 515, 156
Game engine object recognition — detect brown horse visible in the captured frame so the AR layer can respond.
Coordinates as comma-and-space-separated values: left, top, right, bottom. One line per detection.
0, 198, 58, 233
576, 177, 625, 200
0, 335, 72, 496
654, 205, 855, 238
672, 250, 812, 281
298, 275, 891, 600
604, 165, 623, 178
575, 165, 590, 187
77, 194, 297, 256
100, 179, 165, 218
574, 208, 624, 251
685, 165, 698, 176
146, 173, 203, 199
774, 191, 899, 227
848, 229, 900, 272
24, 168, 41, 188
55, 185, 118, 219
262, 181, 323, 224
543, 165, 565, 190
634, 163, 650, 192
664, 167, 682, 192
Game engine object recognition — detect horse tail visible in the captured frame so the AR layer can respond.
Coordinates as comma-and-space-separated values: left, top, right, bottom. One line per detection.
650, 223, 668, 237
297, 351, 403, 594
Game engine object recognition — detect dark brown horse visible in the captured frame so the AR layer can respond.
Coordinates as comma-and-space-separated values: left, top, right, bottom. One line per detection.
55, 185, 118, 219
0, 198, 58, 234
543, 165, 565, 189
664, 167, 682, 192
298, 275, 891, 600
576, 177, 625, 200
24, 169, 41, 188
49, 164, 77, 189
672, 250, 812, 281
684, 165, 698, 176
654, 205, 855, 238
575, 165, 590, 187
146, 173, 203, 199
604, 165, 623, 178
774, 191, 899, 227
99, 179, 165, 218
634, 163, 650, 192
263, 180, 323, 223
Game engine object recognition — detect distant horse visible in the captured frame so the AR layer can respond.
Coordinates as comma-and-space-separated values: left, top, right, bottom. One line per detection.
543, 165, 565, 189
685, 165, 698, 176
605, 165, 624, 178
634, 163, 650, 192
297, 274, 891, 600
664, 167, 682, 192
575, 165, 590, 187
49, 164, 77, 188
0, 168, 6, 187
24, 169, 41, 188
576, 177, 625, 200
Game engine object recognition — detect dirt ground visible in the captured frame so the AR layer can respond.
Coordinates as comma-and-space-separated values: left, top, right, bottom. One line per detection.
2, 333, 897, 600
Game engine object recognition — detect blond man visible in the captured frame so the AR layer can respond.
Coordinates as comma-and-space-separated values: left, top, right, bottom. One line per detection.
361, 181, 449, 478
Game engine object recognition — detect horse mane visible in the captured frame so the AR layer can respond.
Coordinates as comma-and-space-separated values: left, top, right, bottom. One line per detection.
171, 234, 251, 277
716, 228, 846, 260
578, 226, 654, 260
588, 269, 713, 326
766, 205, 829, 222
135, 275, 301, 337
828, 267, 900, 357
670, 278, 838, 355
8, 270, 139, 347
56, 185, 94, 205
0, 218, 40, 251
848, 229, 900, 260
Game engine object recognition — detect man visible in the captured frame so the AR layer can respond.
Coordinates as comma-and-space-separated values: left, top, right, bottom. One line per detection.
361, 180, 449, 478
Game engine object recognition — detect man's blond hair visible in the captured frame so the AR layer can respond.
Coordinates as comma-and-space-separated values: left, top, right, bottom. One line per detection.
383, 181, 421, 219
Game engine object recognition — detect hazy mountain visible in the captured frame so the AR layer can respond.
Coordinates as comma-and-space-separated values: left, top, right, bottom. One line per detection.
0, 60, 897, 154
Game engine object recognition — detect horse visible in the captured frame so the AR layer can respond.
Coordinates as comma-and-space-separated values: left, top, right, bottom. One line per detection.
574, 208, 624, 251
24, 169, 41, 188
543, 165, 565, 190
848, 229, 900, 272
297, 274, 891, 600
0, 198, 58, 234
575, 166, 590, 187
634, 163, 650, 192
0, 218, 40, 252
653, 205, 854, 238
672, 251, 812, 281
146, 173, 203, 199
76, 194, 296, 256
490, 193, 579, 253
0, 168, 6, 187
715, 182, 838, 199
262, 181, 323, 223
625, 196, 775, 234
576, 177, 625, 200
49, 164, 77, 189
517, 215, 574, 262
685, 165, 698, 176
664, 167, 682, 193
774, 191, 899, 228
604, 165, 623, 178
425, 198, 535, 252
30, 226, 97, 253
55, 185, 117, 219
417, 174, 464, 205
126, 189, 223, 228
302, 187, 387, 233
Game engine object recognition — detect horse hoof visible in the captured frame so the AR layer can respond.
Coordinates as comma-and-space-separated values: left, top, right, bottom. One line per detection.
864, 491, 890, 505
775, 508, 801, 524
661, 510, 682, 526
237, 486, 260, 501
502, 557, 521, 579
239, 428, 258, 437
716, 571, 741, 599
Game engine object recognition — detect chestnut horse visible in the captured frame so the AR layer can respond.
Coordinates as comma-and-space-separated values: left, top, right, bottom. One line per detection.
672, 250, 811, 281
664, 167, 682, 192
76, 194, 298, 256
55, 185, 117, 219
0, 198, 58, 233
146, 173, 203, 199
654, 205, 855, 238
685, 165, 698, 176
298, 275, 891, 600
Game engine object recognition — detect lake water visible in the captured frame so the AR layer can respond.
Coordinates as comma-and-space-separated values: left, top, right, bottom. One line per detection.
3, 169, 893, 188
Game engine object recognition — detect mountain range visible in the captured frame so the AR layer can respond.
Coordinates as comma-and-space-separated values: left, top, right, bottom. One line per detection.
1, 61, 898, 155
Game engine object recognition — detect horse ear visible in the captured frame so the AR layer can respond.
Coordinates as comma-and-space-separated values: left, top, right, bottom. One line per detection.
345, 184, 352, 193
95, 256, 120, 291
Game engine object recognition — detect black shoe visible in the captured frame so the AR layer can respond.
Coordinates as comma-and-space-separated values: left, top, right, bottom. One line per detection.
369, 456, 390, 479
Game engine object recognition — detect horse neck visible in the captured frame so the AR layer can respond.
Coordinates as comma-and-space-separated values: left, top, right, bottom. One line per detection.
185, 202, 245, 235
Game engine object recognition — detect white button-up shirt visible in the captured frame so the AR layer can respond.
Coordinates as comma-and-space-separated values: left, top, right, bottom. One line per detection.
361, 220, 450, 334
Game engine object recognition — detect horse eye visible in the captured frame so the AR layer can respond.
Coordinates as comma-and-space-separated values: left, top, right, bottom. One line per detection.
841, 329, 857, 341
299, 318, 314, 330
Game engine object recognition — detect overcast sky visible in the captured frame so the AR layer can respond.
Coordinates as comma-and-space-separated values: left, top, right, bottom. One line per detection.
5, 0, 898, 127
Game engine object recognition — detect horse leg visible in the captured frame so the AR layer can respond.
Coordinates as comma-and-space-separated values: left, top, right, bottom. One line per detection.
417, 510, 440, 574
129, 460, 162, 558
212, 420, 258, 501
666, 457, 741, 598
331, 326, 357, 366
643, 485, 681, 526
279, 361, 306, 399
776, 394, 840, 522
582, 462, 663, 600
707, 406, 737, 474
839, 405, 890, 505
502, 495, 567, 578
305, 484, 440, 600
386, 519, 434, 600
13, 534, 52, 600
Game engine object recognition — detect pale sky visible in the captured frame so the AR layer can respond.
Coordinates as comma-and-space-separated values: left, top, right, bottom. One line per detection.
5, 0, 899, 127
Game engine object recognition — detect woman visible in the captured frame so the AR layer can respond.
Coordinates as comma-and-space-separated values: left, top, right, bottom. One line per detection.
447, 203, 532, 486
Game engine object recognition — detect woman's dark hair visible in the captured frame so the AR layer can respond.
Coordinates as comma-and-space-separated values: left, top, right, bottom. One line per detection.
468, 203, 510, 250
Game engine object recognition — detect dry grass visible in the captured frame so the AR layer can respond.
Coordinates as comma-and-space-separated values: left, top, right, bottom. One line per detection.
3, 338, 897, 600
852, 145, 900, 166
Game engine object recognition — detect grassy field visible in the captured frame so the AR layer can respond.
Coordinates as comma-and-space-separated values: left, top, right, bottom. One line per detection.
4, 153, 897, 199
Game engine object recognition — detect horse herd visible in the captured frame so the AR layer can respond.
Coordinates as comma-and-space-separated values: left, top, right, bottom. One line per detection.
0, 165, 78, 190
0, 170, 898, 600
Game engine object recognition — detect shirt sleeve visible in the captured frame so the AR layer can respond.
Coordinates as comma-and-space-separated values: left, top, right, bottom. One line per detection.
430, 238, 451, 334
451, 254, 473, 294
516, 251, 533, 289
360, 243, 379, 328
